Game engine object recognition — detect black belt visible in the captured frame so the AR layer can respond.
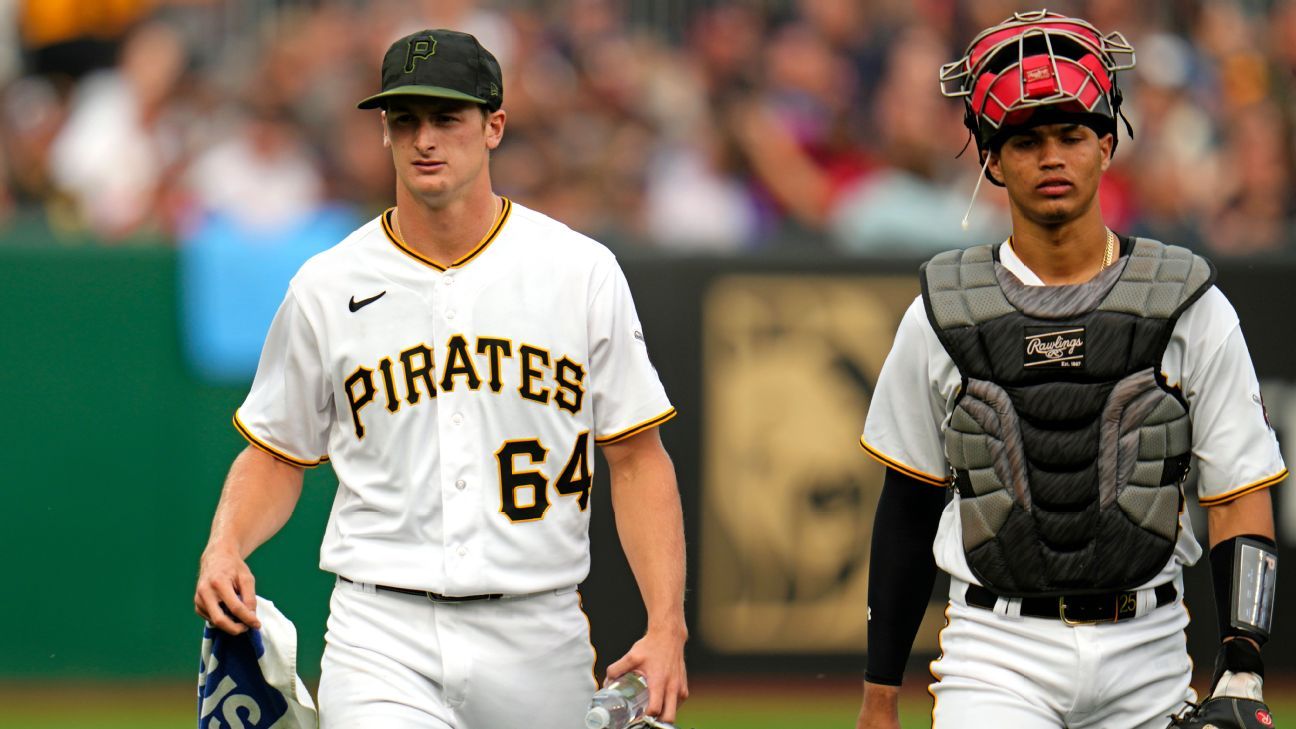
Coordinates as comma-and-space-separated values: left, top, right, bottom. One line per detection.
338, 576, 503, 603
965, 582, 1177, 624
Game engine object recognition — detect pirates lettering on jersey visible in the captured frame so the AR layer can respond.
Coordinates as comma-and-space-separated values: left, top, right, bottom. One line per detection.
554, 358, 585, 414
399, 344, 436, 404
441, 335, 482, 391
345, 334, 588, 439
376, 357, 401, 413
519, 345, 551, 404
476, 338, 512, 392
344, 365, 376, 439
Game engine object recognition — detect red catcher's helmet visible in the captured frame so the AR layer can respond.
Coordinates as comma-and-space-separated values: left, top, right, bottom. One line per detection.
940, 10, 1135, 163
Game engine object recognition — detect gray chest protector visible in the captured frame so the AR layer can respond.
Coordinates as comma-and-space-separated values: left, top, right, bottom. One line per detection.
921, 239, 1215, 597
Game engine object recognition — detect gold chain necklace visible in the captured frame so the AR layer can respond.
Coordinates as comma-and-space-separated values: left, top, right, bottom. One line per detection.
1006, 229, 1118, 271
1102, 229, 1116, 269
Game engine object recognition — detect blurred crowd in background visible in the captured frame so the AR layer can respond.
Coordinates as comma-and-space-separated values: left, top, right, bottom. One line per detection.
1, 0, 1295, 257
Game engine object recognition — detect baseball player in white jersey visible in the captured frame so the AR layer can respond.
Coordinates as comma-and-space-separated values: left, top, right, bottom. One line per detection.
194, 28, 689, 729
856, 12, 1283, 729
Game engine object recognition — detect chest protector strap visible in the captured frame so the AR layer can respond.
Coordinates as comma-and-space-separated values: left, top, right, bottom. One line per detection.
922, 239, 1215, 597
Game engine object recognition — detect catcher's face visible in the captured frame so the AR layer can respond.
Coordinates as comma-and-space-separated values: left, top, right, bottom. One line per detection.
989, 123, 1112, 227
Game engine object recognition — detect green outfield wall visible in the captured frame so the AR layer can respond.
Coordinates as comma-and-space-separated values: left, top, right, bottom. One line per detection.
2, 245, 1292, 680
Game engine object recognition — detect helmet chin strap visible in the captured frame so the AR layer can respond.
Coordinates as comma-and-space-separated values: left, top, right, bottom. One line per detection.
961, 152, 994, 231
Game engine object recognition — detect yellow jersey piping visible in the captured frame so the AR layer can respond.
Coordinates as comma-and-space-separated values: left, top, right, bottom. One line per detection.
233, 411, 328, 468
382, 197, 512, 271
859, 437, 949, 487
595, 408, 678, 445
1197, 468, 1287, 506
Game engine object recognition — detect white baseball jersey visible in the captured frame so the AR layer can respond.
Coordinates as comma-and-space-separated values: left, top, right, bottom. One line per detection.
862, 241, 1287, 589
234, 197, 675, 596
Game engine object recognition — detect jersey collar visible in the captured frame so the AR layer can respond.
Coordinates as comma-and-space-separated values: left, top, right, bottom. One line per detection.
381, 197, 513, 272
999, 239, 1046, 286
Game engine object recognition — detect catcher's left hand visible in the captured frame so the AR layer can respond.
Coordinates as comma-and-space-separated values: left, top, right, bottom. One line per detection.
1167, 694, 1273, 729
1167, 639, 1273, 728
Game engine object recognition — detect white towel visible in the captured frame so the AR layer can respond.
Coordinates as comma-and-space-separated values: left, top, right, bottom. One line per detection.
197, 596, 318, 728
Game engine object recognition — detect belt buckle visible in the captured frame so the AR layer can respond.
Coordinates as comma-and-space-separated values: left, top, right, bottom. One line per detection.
1057, 596, 1109, 626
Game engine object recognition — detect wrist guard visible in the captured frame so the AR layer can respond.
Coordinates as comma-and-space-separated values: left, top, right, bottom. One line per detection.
1210, 535, 1277, 644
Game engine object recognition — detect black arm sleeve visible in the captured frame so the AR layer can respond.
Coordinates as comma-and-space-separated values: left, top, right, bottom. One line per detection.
864, 467, 948, 686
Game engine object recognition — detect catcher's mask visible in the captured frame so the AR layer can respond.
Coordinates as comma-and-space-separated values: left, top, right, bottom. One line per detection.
940, 10, 1136, 186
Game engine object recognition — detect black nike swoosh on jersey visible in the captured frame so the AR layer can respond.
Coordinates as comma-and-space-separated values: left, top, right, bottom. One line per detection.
348, 291, 387, 312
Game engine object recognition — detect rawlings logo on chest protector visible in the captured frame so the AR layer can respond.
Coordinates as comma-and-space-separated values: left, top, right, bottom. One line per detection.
1024, 326, 1086, 369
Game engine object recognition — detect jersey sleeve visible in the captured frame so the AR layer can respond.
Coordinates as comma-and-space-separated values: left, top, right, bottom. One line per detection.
1172, 289, 1287, 504
234, 286, 333, 467
860, 298, 952, 486
586, 261, 675, 445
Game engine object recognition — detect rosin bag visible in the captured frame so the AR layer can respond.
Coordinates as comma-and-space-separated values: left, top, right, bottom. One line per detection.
197, 596, 318, 729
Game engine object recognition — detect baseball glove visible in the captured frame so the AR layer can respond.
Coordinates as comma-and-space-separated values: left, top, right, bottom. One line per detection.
1167, 696, 1274, 728
1167, 641, 1273, 729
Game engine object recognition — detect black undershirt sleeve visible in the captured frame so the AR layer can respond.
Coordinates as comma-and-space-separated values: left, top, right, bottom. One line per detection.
864, 467, 948, 686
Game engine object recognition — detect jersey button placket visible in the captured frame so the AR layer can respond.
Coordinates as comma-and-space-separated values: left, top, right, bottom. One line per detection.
443, 272, 457, 317
436, 269, 476, 593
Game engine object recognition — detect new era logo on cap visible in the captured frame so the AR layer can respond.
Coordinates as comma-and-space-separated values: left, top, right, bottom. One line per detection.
357, 29, 503, 111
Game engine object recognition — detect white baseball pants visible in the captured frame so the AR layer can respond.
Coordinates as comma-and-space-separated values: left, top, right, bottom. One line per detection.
930, 578, 1196, 728
319, 579, 597, 728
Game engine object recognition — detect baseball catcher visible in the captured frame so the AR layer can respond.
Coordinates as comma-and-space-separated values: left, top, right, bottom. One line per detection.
856, 11, 1283, 729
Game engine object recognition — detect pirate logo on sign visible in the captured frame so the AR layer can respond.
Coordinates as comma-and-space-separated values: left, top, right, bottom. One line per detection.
1024, 326, 1086, 369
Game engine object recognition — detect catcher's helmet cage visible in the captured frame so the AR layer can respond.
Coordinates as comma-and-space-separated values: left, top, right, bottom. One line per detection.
940, 10, 1135, 165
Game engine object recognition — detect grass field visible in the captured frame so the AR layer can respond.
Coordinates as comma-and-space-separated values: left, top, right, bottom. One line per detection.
1, 676, 1290, 728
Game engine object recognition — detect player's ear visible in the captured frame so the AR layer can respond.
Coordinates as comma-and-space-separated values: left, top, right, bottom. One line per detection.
985, 149, 1003, 185
484, 108, 506, 150
381, 110, 391, 149
1099, 132, 1113, 172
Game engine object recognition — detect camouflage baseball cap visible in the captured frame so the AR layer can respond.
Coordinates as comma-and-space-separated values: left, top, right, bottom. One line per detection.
357, 29, 502, 111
